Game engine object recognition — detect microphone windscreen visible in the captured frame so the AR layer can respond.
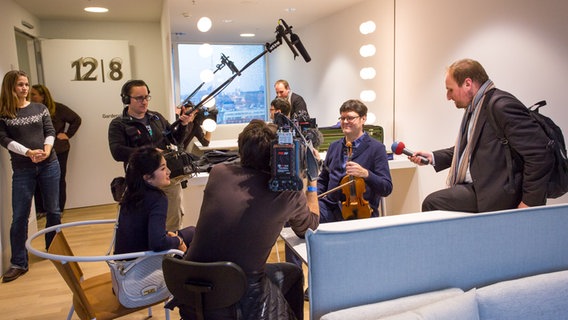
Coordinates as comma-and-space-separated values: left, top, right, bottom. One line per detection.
305, 128, 323, 148
391, 141, 405, 155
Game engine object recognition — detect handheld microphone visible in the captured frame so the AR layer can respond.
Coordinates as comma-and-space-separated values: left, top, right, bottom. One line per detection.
290, 33, 311, 63
391, 141, 429, 165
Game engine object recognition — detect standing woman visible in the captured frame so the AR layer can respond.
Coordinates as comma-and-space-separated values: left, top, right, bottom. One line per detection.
0, 70, 61, 283
30, 84, 82, 216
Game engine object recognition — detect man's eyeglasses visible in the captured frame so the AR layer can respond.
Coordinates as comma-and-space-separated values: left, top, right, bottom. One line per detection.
131, 95, 151, 103
338, 116, 360, 122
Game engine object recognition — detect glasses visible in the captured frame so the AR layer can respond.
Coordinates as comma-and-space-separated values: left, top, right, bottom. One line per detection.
338, 116, 360, 122
131, 95, 151, 103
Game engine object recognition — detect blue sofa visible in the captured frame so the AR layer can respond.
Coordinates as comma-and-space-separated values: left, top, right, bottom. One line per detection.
305, 204, 568, 319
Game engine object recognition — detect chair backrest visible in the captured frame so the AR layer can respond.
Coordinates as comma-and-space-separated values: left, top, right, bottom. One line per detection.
47, 230, 96, 319
162, 256, 248, 319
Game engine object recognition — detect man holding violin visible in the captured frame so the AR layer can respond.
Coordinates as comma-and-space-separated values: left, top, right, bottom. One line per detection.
317, 99, 393, 222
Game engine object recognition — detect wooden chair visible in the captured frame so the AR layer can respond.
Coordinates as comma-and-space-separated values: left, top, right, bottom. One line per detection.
26, 219, 182, 320
162, 256, 248, 320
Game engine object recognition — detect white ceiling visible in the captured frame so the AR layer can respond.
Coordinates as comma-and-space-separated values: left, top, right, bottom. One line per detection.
14, 0, 368, 43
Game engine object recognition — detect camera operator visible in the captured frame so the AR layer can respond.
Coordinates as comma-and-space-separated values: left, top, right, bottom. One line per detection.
178, 120, 319, 320
108, 79, 191, 232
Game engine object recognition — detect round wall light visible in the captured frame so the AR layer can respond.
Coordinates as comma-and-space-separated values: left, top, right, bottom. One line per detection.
359, 21, 376, 35
200, 69, 214, 83
198, 43, 213, 57
366, 112, 377, 125
359, 44, 376, 58
360, 67, 377, 80
202, 118, 217, 132
360, 90, 377, 102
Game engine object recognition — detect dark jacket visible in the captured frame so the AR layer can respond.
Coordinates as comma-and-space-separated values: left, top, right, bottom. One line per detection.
108, 107, 187, 166
290, 92, 308, 119
318, 133, 393, 221
433, 88, 553, 211
114, 185, 180, 254
52, 102, 81, 154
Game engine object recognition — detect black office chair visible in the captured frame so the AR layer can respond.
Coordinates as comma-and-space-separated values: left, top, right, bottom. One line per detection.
162, 256, 248, 320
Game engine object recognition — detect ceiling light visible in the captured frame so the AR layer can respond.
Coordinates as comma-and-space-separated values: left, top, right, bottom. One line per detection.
197, 17, 212, 32
240, 33, 255, 38
84, 7, 109, 13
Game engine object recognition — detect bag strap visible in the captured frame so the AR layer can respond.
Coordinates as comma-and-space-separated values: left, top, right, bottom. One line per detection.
486, 90, 517, 194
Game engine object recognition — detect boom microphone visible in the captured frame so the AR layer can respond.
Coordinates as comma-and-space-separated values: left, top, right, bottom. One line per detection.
221, 53, 240, 76
391, 141, 430, 165
276, 24, 299, 60
290, 33, 311, 63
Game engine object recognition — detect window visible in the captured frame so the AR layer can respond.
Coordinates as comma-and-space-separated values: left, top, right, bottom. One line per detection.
175, 44, 268, 124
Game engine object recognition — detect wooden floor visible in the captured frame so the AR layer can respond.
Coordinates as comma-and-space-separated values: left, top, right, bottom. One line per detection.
0, 204, 309, 320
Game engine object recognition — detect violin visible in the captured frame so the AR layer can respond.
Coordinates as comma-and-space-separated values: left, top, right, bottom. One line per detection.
340, 141, 372, 220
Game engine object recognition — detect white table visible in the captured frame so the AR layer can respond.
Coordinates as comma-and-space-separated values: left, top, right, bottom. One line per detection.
181, 154, 419, 228
194, 138, 238, 151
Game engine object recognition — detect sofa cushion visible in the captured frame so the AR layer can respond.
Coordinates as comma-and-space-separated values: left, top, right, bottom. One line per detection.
320, 288, 465, 320
378, 289, 479, 320
476, 270, 568, 320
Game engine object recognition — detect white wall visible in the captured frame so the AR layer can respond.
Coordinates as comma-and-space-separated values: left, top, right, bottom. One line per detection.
269, 0, 395, 144
37, 21, 169, 209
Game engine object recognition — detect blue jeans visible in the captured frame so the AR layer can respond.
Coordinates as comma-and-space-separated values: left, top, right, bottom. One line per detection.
11, 159, 61, 269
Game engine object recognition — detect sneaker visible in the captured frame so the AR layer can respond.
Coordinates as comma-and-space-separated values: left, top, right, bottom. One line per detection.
2, 267, 28, 283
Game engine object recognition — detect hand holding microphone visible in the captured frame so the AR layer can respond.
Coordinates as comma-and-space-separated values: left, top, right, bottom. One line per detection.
391, 141, 430, 165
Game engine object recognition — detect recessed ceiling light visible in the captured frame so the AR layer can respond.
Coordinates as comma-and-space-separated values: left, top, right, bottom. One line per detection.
84, 7, 109, 13
285, 7, 297, 13
240, 33, 255, 37
197, 17, 212, 32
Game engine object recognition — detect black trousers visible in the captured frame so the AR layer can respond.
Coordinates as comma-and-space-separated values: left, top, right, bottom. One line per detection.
422, 183, 479, 213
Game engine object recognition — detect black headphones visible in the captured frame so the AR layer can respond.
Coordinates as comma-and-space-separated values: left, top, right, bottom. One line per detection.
120, 80, 150, 105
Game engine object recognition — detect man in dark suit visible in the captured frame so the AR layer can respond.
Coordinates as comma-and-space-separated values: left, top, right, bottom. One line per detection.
274, 79, 309, 118
410, 58, 553, 213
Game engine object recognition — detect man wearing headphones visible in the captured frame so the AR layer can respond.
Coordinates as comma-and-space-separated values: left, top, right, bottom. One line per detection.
108, 80, 191, 231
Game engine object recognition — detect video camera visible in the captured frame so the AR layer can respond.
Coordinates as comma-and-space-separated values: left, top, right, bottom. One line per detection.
269, 112, 322, 191
163, 147, 198, 181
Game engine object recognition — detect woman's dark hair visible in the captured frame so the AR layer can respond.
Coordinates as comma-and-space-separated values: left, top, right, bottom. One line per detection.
238, 119, 277, 171
120, 147, 164, 210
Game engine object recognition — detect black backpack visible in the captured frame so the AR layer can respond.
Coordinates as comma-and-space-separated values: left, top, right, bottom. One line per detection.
488, 93, 568, 198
